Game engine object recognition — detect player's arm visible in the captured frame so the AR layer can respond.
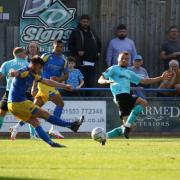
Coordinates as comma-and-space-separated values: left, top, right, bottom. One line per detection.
40, 78, 72, 91
159, 70, 176, 88
50, 72, 69, 82
98, 67, 114, 84
0, 62, 7, 79
140, 71, 172, 85
31, 81, 38, 97
98, 75, 114, 84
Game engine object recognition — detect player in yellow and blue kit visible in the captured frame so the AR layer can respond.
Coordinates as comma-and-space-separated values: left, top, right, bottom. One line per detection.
98, 51, 172, 143
11, 40, 69, 139
34, 40, 69, 139
8, 55, 84, 148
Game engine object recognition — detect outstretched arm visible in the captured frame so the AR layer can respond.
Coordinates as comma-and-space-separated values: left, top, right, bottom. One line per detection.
140, 71, 172, 85
40, 79, 72, 91
50, 72, 69, 82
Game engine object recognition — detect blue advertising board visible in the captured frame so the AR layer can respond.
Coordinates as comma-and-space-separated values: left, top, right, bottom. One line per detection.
107, 97, 180, 134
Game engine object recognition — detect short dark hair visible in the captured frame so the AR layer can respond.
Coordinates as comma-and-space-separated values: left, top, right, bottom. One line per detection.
80, 14, 90, 21
31, 55, 45, 66
13, 47, 25, 57
67, 56, 76, 63
53, 39, 63, 45
168, 25, 179, 32
117, 24, 127, 30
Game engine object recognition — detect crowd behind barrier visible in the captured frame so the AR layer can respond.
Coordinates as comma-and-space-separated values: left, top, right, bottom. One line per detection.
0, 86, 177, 92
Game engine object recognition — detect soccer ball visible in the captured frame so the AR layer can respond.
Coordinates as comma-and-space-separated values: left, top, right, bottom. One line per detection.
91, 127, 106, 144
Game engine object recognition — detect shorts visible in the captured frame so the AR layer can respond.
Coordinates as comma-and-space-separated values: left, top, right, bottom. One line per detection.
0, 91, 34, 111
8, 100, 39, 122
35, 82, 60, 103
115, 93, 138, 117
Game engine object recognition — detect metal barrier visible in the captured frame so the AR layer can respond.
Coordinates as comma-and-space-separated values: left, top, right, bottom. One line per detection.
0, 85, 177, 92
0, 86, 180, 135
77, 87, 176, 92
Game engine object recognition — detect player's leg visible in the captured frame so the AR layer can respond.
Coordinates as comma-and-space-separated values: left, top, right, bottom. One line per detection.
124, 97, 148, 138
33, 107, 84, 132
0, 91, 9, 129
26, 91, 39, 139
106, 97, 126, 138
0, 109, 7, 129
9, 121, 26, 140
28, 96, 45, 139
35, 84, 65, 138
26, 118, 65, 148
0, 92, 24, 139
49, 94, 64, 139
10, 91, 35, 139
7, 100, 65, 147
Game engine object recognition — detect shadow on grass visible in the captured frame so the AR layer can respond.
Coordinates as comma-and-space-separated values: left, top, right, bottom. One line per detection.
0, 177, 43, 180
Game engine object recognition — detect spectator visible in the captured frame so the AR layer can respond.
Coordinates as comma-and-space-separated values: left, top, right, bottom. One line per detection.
159, 59, 180, 96
106, 24, 137, 67
160, 25, 180, 70
128, 54, 149, 99
68, 14, 101, 88
26, 41, 40, 62
64, 56, 84, 96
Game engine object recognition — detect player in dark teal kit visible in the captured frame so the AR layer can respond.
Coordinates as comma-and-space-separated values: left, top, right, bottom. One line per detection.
98, 51, 172, 143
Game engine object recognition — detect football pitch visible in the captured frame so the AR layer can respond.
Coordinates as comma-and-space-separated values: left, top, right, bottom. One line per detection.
0, 138, 180, 180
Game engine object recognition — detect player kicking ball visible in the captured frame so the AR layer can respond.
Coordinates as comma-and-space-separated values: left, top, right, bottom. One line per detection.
97, 51, 172, 144
8, 55, 84, 148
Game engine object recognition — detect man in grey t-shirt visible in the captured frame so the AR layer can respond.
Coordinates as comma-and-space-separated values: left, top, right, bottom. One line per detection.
160, 25, 180, 70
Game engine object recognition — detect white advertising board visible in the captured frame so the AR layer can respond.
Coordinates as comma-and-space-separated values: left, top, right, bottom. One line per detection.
0, 101, 106, 132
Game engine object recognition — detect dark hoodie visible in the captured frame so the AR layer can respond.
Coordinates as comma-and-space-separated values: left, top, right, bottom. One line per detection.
68, 24, 101, 65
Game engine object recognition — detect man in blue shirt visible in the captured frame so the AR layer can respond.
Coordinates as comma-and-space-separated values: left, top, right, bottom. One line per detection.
98, 51, 171, 144
8, 55, 84, 148
106, 24, 137, 67
0, 47, 29, 132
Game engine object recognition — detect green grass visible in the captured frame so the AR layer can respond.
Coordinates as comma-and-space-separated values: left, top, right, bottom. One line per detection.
0, 138, 180, 180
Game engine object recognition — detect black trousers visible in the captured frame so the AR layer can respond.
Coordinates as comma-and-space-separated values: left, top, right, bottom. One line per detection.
79, 65, 96, 88
79, 65, 96, 96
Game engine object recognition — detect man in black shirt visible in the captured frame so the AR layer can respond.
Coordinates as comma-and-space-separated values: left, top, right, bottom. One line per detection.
68, 14, 101, 89
160, 25, 180, 70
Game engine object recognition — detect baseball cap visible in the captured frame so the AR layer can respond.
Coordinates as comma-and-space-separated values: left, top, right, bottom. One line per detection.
133, 54, 143, 61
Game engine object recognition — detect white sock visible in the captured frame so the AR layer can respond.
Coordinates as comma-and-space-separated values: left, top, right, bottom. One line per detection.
50, 125, 58, 131
14, 123, 21, 130
125, 122, 131, 128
